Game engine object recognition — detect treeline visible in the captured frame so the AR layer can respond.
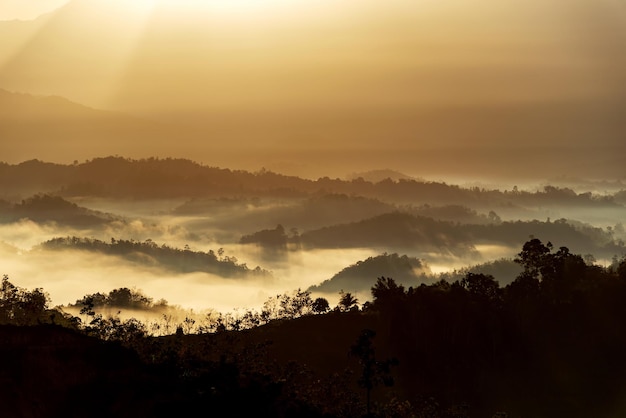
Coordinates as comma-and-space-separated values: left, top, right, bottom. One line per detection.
0, 157, 622, 208
3, 240, 626, 416
0, 194, 114, 226
40, 237, 270, 277
309, 253, 430, 294
363, 239, 626, 416
73, 287, 167, 311
295, 212, 622, 257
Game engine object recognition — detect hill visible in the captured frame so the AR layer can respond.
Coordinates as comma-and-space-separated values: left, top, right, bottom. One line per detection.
309, 253, 431, 294
39, 236, 271, 278
0, 194, 116, 227
299, 212, 622, 259
0, 89, 177, 163
0, 1, 624, 178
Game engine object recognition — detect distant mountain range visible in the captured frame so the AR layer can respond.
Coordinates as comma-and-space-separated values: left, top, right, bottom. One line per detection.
0, 89, 182, 162
1, 0, 625, 178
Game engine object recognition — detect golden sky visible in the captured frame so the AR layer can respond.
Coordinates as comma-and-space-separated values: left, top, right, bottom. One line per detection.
0, 0, 625, 177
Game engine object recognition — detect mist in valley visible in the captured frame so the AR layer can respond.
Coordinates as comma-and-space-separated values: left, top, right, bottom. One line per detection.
0, 159, 623, 320
2, 1, 626, 415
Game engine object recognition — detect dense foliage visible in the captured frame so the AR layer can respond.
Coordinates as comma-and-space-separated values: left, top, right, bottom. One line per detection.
3, 239, 626, 417
40, 237, 270, 277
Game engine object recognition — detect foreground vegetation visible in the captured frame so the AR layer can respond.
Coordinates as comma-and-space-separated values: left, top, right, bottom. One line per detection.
2, 239, 626, 417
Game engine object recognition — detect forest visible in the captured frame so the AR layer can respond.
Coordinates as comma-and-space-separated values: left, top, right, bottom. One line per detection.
1, 157, 626, 417
2, 0, 625, 415
2, 238, 626, 417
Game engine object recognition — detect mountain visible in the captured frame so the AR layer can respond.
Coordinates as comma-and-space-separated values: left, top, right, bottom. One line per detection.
309, 253, 431, 295
299, 212, 478, 255
39, 236, 271, 278
0, 89, 180, 163
0, 194, 116, 227
0, 0, 624, 178
346, 169, 416, 183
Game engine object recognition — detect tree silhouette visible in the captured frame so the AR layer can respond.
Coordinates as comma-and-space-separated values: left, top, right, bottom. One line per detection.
515, 238, 552, 279
460, 272, 501, 302
338, 291, 359, 312
0, 275, 50, 325
311, 297, 330, 314
371, 276, 406, 310
350, 329, 398, 416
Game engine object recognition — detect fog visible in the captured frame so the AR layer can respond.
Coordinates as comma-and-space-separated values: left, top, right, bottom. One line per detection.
0, 157, 624, 315
0, 203, 530, 312
0, 242, 380, 312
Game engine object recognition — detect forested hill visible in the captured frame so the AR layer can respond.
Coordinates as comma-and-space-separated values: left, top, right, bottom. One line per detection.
309, 253, 431, 294
0, 157, 622, 208
297, 212, 621, 258
3, 239, 626, 417
39, 237, 270, 278
0, 194, 116, 226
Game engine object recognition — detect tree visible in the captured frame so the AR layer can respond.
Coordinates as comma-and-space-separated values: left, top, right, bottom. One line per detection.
514, 238, 587, 302
618, 257, 626, 280
311, 297, 330, 314
460, 273, 501, 302
505, 271, 541, 303
515, 238, 552, 280
371, 277, 406, 310
261, 289, 314, 321
350, 329, 398, 416
0, 275, 50, 325
338, 291, 359, 312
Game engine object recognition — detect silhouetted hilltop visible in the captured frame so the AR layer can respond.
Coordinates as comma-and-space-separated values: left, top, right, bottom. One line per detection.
71, 287, 166, 311
0, 194, 115, 226
0, 159, 74, 196
240, 224, 289, 248
346, 169, 416, 183
410, 204, 499, 224
437, 258, 523, 286
172, 196, 262, 216
309, 253, 431, 294
3, 239, 626, 417
0, 158, 622, 211
298, 212, 622, 258
463, 218, 620, 256
298, 212, 478, 255
224, 194, 396, 238
0, 91, 186, 166
40, 237, 270, 278
0, 88, 108, 120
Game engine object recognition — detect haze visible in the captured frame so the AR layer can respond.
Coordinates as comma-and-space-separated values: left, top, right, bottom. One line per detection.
0, 0, 625, 313
0, 0, 625, 179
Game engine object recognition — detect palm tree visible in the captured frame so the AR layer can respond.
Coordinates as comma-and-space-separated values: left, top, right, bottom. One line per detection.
338, 291, 359, 312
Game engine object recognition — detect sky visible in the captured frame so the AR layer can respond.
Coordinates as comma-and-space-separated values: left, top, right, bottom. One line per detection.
0, 0, 69, 20
0, 0, 625, 179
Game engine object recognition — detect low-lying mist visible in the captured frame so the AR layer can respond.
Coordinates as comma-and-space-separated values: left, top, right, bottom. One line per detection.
0, 160, 624, 315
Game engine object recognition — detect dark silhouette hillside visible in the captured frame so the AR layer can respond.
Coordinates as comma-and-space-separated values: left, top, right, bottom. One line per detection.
309, 253, 431, 294
0, 194, 116, 226
298, 212, 622, 258
438, 258, 523, 286
2, 239, 626, 416
40, 237, 270, 278
299, 212, 477, 255
0, 158, 622, 211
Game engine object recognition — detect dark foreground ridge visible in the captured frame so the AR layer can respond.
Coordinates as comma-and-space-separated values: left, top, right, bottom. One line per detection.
3, 239, 626, 417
